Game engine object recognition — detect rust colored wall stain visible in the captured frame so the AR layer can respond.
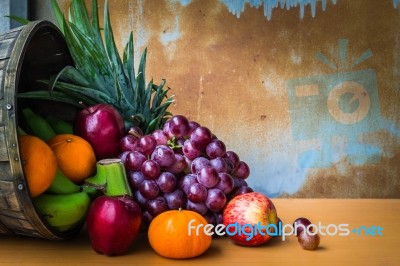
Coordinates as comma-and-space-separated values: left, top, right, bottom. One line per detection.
51, 0, 400, 198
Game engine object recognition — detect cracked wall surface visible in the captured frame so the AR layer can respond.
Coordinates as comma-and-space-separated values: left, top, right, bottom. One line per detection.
33, 0, 400, 198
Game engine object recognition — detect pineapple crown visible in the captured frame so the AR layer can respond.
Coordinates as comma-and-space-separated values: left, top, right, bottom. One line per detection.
19, 0, 174, 134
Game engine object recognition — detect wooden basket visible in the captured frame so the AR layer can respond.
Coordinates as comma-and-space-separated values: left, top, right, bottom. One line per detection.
0, 20, 80, 240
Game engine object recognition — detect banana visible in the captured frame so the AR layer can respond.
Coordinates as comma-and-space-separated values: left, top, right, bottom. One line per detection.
45, 115, 74, 135
53, 220, 84, 233
33, 191, 91, 228
46, 168, 81, 195
21, 108, 56, 142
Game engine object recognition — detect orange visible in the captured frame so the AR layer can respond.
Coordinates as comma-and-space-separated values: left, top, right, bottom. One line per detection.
47, 134, 96, 184
18, 135, 57, 198
148, 209, 212, 259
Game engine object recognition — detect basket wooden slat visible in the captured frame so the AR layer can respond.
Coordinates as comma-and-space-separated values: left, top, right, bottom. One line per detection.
0, 20, 79, 240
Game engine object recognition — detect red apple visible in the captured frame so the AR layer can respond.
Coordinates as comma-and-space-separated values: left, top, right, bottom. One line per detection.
86, 196, 142, 256
74, 103, 125, 159
222, 192, 278, 246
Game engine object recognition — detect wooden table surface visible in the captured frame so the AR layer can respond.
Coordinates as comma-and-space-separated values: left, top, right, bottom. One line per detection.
0, 199, 399, 265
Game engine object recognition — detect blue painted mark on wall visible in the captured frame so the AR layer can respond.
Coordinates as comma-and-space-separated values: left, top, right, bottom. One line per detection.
219, 0, 399, 20
286, 39, 400, 168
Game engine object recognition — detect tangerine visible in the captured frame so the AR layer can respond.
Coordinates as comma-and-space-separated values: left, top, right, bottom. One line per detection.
47, 134, 96, 184
18, 135, 57, 198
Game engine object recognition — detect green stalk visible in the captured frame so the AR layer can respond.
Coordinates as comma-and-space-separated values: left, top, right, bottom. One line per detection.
84, 158, 132, 197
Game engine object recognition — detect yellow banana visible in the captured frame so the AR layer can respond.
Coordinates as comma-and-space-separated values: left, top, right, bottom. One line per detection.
45, 115, 74, 135
21, 108, 56, 141
33, 191, 91, 228
46, 169, 81, 195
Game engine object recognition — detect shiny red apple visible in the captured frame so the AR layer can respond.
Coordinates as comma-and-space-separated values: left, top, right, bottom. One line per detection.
222, 192, 278, 246
86, 196, 142, 256
74, 103, 125, 159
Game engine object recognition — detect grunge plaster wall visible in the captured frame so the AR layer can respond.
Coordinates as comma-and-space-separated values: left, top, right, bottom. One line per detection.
32, 0, 400, 198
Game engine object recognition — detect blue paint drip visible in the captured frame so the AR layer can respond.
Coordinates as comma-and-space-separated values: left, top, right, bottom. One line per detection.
220, 0, 337, 20
220, 1, 400, 20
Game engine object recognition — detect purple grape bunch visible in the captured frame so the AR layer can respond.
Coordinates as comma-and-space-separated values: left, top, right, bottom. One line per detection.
119, 115, 253, 225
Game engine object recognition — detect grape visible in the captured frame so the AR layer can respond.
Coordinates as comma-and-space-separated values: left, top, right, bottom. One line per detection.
187, 183, 208, 203
197, 166, 219, 188
168, 115, 190, 138
214, 212, 223, 225
143, 211, 154, 225
125, 151, 147, 172
187, 121, 200, 136
209, 157, 228, 173
206, 139, 226, 159
179, 174, 198, 194
120, 135, 137, 152
117, 114, 253, 225
234, 185, 254, 196
156, 172, 177, 193
141, 159, 161, 180
234, 161, 250, 179
215, 173, 234, 194
191, 157, 211, 174
162, 119, 175, 138
118, 151, 130, 164
164, 189, 187, 210
152, 129, 169, 145
224, 158, 234, 174
136, 135, 157, 155
183, 139, 202, 160
205, 188, 226, 212
204, 211, 216, 225
139, 179, 159, 199
186, 200, 208, 215
133, 190, 148, 209
165, 154, 187, 174
183, 140, 201, 160
190, 126, 212, 149
127, 171, 145, 189
151, 145, 176, 168
293, 217, 312, 236
298, 231, 320, 250
146, 196, 169, 217
184, 156, 193, 174
224, 151, 240, 169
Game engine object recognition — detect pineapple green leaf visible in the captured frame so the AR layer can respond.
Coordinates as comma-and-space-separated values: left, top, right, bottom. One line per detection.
70, 0, 93, 38
51, 0, 64, 34
147, 117, 161, 134
138, 47, 147, 98
90, 0, 105, 51
104, 1, 134, 104
50, 81, 114, 106
18, 90, 85, 108
48, 66, 91, 94
40, 0, 175, 133
6, 16, 29, 25
123, 32, 136, 90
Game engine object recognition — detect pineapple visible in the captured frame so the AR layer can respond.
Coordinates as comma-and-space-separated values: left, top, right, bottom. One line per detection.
19, 0, 174, 134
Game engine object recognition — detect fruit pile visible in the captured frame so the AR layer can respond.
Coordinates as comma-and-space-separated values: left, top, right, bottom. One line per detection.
118, 115, 253, 225
18, 108, 95, 233
14, 0, 320, 259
